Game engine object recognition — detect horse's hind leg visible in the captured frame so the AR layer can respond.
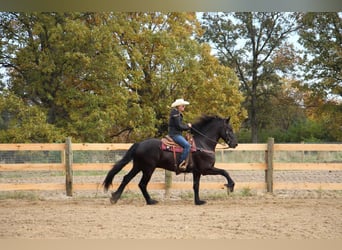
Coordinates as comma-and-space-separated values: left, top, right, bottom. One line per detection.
138, 169, 157, 205
110, 166, 140, 204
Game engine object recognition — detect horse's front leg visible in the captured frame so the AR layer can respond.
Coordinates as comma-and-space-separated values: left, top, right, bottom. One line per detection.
220, 168, 235, 192
202, 167, 235, 192
192, 170, 206, 205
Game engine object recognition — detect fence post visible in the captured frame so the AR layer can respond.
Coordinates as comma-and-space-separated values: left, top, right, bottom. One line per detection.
65, 137, 73, 196
266, 137, 274, 193
165, 170, 172, 198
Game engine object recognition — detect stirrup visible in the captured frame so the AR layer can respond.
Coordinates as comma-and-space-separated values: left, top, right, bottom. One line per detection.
178, 160, 187, 171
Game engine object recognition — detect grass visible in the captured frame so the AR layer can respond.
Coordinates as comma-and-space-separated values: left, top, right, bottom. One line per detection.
239, 186, 253, 197
178, 187, 256, 201
0, 170, 125, 179
0, 191, 40, 201
179, 191, 193, 200
73, 170, 108, 177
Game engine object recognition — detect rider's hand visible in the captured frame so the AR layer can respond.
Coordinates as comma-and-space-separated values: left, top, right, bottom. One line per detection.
188, 123, 192, 128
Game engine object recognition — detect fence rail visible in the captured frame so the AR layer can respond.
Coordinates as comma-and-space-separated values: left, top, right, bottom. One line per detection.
0, 138, 341, 196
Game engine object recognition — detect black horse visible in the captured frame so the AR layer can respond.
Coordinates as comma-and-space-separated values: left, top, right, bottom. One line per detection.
103, 115, 238, 205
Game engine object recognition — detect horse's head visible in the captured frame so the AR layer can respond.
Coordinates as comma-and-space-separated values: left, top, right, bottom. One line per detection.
221, 117, 238, 148
192, 115, 238, 149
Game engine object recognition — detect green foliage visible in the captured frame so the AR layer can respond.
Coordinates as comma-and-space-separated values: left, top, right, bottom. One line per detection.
297, 13, 342, 142
201, 12, 301, 142
285, 119, 327, 142
237, 81, 338, 143
0, 12, 245, 143
201, 12, 341, 143
239, 118, 334, 143
1, 12, 340, 143
299, 12, 342, 98
0, 91, 65, 142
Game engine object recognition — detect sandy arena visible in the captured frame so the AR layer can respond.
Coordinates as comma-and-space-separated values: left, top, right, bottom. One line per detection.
1, 193, 341, 239
1, 169, 342, 239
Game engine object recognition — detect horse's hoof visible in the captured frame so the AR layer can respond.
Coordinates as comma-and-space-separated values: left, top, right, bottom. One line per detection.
110, 197, 117, 204
195, 200, 206, 205
110, 192, 120, 204
147, 199, 158, 205
225, 183, 235, 192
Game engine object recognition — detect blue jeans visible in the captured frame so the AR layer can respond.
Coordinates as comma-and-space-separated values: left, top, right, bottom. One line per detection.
171, 135, 191, 164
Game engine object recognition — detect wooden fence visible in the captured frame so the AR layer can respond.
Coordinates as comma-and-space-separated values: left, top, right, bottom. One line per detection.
0, 138, 341, 196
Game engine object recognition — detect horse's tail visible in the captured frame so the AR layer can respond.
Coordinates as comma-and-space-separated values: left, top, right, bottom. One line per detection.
103, 143, 139, 192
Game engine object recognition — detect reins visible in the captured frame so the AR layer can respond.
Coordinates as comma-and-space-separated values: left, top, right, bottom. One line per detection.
190, 126, 230, 150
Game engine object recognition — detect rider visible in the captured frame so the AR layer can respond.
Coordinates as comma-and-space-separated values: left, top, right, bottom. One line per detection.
168, 98, 192, 170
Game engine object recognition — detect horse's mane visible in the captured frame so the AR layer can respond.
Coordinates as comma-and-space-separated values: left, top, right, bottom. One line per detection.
192, 115, 221, 131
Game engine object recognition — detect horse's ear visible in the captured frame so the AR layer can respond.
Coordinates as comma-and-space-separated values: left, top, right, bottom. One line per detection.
225, 117, 231, 124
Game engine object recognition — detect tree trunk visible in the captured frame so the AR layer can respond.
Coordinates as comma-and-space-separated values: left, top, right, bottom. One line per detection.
250, 83, 258, 143
250, 94, 258, 143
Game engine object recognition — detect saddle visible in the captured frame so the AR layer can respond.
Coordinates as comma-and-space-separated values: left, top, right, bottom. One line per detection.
160, 134, 196, 153
160, 134, 196, 174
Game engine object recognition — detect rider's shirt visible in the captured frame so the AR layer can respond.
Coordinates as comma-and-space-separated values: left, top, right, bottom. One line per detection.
168, 108, 191, 136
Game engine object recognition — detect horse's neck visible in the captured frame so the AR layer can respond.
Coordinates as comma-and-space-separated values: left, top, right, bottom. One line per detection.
193, 132, 218, 151
193, 119, 221, 151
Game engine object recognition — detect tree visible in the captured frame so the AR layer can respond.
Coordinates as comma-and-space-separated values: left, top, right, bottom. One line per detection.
258, 79, 305, 134
298, 12, 342, 142
299, 12, 342, 98
0, 12, 131, 142
238, 78, 309, 143
0, 12, 246, 142
201, 12, 301, 142
108, 12, 246, 136
0, 90, 64, 142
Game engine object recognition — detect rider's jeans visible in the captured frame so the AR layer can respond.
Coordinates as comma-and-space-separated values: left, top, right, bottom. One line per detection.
171, 135, 191, 164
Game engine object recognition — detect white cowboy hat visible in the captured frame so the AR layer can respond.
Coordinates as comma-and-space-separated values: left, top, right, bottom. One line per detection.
171, 98, 190, 108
